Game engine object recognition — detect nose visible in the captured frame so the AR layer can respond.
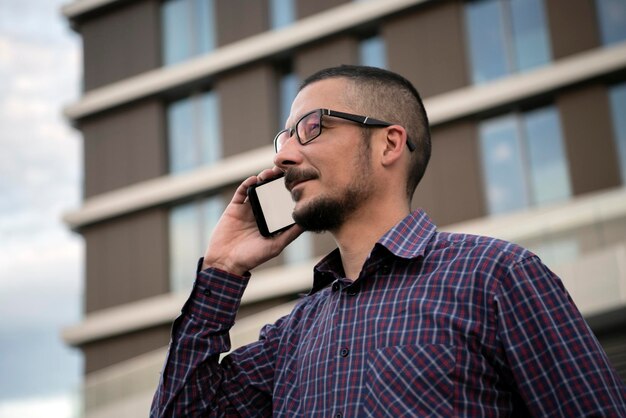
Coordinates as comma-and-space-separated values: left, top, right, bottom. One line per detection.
273, 135, 303, 170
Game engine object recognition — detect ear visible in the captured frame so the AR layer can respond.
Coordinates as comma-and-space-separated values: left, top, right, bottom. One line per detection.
380, 125, 408, 167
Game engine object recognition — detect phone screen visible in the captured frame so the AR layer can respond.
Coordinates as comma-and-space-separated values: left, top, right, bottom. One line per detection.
247, 175, 296, 237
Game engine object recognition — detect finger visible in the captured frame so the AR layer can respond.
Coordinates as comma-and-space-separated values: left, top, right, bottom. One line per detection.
256, 168, 282, 183
273, 224, 304, 246
231, 176, 260, 204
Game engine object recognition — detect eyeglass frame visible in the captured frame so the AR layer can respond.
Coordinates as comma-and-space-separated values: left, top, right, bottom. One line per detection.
273, 108, 416, 153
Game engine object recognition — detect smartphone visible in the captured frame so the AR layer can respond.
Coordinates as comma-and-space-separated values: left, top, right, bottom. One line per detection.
247, 174, 296, 237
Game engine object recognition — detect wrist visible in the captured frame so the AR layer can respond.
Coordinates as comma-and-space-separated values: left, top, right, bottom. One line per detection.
201, 257, 248, 276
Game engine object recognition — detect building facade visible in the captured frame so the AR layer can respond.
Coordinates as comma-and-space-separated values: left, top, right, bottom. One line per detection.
61, 0, 626, 416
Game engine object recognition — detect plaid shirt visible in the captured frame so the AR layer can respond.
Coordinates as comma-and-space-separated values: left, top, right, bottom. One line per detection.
151, 210, 626, 417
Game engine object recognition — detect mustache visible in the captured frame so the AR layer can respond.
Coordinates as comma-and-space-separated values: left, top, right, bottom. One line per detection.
284, 168, 319, 190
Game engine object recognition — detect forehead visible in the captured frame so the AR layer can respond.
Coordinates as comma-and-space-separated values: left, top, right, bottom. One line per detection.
288, 78, 353, 125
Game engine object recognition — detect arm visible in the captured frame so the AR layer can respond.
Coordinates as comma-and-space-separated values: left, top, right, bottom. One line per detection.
495, 256, 626, 417
150, 169, 303, 417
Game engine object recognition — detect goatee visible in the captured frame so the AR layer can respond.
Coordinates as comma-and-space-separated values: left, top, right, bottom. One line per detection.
293, 188, 363, 233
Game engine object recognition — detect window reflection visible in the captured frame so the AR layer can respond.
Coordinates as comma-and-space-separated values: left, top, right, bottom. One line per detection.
161, 0, 216, 66
464, 0, 551, 84
270, 0, 296, 29
596, 0, 626, 45
359, 35, 386, 69
479, 106, 570, 214
170, 196, 224, 293
480, 115, 529, 213
609, 82, 626, 184
167, 91, 221, 174
523, 107, 571, 205
279, 69, 298, 128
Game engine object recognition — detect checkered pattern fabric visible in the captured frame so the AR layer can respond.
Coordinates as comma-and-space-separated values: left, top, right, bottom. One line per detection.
151, 210, 626, 417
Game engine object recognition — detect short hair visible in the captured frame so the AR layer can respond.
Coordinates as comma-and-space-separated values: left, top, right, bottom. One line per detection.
300, 65, 431, 201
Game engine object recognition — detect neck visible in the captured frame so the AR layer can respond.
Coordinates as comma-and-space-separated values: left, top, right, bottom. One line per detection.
332, 200, 410, 280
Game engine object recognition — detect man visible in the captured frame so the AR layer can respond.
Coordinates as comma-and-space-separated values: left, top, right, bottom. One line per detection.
151, 65, 626, 417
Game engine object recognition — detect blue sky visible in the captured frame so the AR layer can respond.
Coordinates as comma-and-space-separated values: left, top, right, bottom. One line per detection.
0, 0, 82, 417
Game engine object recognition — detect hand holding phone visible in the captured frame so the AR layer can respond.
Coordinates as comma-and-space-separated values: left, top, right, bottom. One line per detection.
247, 174, 296, 237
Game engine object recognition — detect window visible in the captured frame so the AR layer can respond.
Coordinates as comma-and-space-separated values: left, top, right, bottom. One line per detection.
167, 91, 221, 174
161, 0, 216, 66
479, 106, 571, 214
596, 0, 626, 45
278, 67, 299, 128
464, 0, 551, 84
359, 35, 386, 68
169, 196, 223, 293
284, 233, 314, 265
609, 82, 626, 183
270, 0, 296, 29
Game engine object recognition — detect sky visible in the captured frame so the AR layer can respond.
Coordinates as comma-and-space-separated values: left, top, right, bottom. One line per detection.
0, 0, 83, 417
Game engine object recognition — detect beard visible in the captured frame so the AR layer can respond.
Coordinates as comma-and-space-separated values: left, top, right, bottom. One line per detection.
289, 143, 373, 233
292, 186, 366, 232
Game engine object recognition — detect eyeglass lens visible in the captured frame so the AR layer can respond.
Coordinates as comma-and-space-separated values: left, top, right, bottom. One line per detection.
276, 110, 323, 152
297, 110, 322, 144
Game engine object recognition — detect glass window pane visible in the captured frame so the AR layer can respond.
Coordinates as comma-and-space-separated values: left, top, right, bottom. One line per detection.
162, 0, 215, 65
359, 35, 386, 69
169, 202, 201, 293
480, 115, 529, 214
284, 233, 313, 265
523, 106, 571, 205
169, 196, 223, 293
168, 98, 196, 173
270, 0, 296, 29
596, 0, 626, 45
194, 0, 216, 55
200, 196, 224, 257
465, 0, 510, 84
162, 0, 192, 66
168, 91, 221, 174
609, 82, 626, 183
279, 71, 299, 128
199, 91, 221, 166
510, 0, 551, 71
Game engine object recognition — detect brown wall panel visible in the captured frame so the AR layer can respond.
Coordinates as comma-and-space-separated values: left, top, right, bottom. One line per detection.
296, 0, 349, 19
216, 65, 278, 157
83, 325, 171, 373
80, 0, 161, 90
83, 208, 169, 313
384, 1, 469, 98
545, 0, 600, 59
215, 0, 269, 46
294, 36, 359, 79
82, 99, 166, 198
557, 85, 621, 196
412, 121, 485, 226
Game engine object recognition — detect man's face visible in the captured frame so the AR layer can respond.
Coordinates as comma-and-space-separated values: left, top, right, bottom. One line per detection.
273, 78, 376, 232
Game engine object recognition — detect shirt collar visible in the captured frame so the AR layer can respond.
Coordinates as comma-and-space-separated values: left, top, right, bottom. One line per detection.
310, 209, 437, 294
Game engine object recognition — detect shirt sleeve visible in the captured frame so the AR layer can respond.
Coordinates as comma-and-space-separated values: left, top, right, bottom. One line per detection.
149, 266, 278, 418
494, 255, 626, 417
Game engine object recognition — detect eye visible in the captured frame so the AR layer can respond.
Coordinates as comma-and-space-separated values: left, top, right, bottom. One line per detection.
298, 112, 322, 141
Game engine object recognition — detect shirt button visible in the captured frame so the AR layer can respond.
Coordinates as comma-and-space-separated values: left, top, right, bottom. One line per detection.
340, 348, 350, 357
332, 281, 340, 292
346, 284, 360, 296
202, 287, 212, 297
335, 413, 343, 418
381, 264, 391, 274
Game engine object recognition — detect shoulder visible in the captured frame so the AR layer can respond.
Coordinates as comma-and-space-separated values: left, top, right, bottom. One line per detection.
430, 230, 533, 265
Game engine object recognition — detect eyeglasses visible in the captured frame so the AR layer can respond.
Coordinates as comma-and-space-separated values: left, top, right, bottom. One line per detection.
273, 108, 416, 153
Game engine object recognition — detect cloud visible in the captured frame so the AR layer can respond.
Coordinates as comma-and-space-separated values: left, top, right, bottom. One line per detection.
0, 393, 79, 418
0, 0, 84, 405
